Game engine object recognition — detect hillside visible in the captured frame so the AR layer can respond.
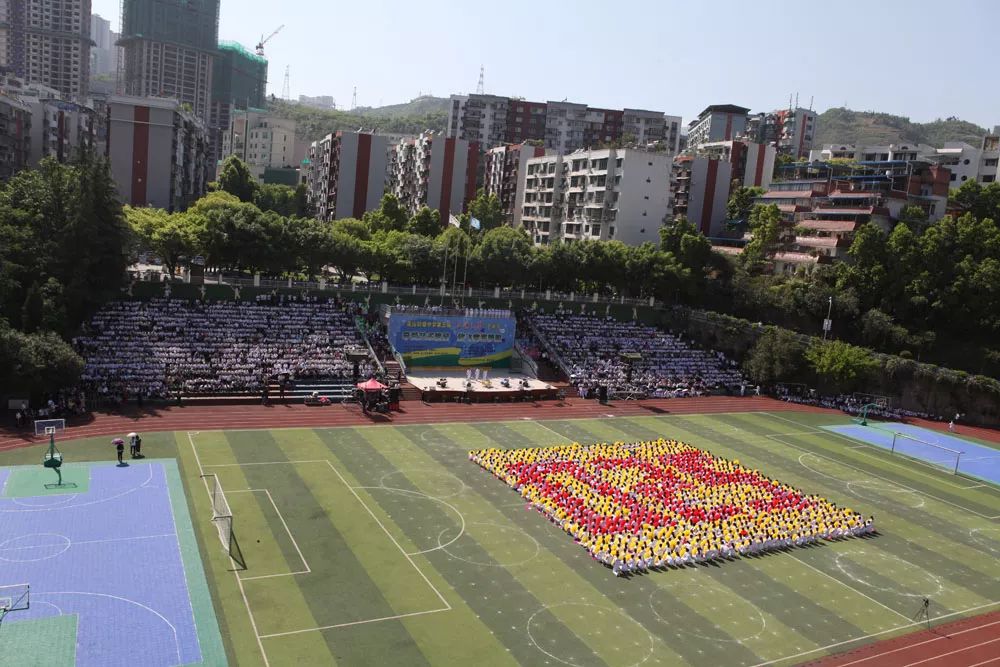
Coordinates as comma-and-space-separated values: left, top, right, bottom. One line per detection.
267, 97, 449, 141
814, 108, 989, 147
352, 95, 451, 118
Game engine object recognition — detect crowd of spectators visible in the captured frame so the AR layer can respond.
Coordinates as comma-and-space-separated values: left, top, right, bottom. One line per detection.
775, 387, 947, 422
527, 313, 744, 398
74, 295, 374, 400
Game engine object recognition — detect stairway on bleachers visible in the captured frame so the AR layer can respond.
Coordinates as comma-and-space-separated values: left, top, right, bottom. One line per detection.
286, 378, 357, 403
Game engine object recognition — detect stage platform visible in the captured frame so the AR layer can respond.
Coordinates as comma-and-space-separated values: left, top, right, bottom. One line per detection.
405, 370, 560, 403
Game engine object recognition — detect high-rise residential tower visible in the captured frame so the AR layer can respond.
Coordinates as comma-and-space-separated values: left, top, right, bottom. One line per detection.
0, 0, 93, 100
118, 0, 219, 120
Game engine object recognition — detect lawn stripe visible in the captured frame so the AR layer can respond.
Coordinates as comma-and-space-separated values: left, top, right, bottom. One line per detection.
286, 429, 512, 664
228, 429, 432, 667
659, 417, 997, 616
341, 425, 604, 667
520, 419, 824, 652
620, 417, 919, 632
714, 414, 1000, 561
182, 431, 334, 667
749, 413, 1000, 510
412, 421, 724, 667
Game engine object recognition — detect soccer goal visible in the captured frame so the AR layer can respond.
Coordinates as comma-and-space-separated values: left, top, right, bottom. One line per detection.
890, 431, 964, 475
33, 419, 65, 437
0, 583, 30, 628
203, 474, 245, 570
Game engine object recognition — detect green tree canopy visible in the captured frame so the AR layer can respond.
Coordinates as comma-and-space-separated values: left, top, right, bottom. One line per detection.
216, 156, 259, 203
804, 340, 880, 391
743, 327, 805, 385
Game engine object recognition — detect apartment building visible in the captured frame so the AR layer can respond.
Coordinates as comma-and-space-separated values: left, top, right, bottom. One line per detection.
749, 158, 951, 273
447, 93, 679, 153
90, 13, 118, 78
220, 109, 297, 180
483, 142, 550, 226
119, 0, 218, 121
748, 107, 817, 158
387, 132, 478, 221
298, 95, 335, 110
518, 148, 672, 246
305, 131, 390, 221
0, 77, 98, 166
0, 92, 32, 181
673, 140, 776, 236
0, 0, 92, 101
685, 104, 750, 151
106, 94, 209, 210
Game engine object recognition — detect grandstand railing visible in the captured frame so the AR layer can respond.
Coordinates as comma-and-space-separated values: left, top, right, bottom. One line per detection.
354, 317, 386, 377
513, 342, 539, 377
524, 318, 575, 380
216, 277, 663, 308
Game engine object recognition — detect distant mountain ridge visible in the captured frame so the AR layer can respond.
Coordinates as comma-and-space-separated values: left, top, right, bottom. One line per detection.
270, 95, 992, 150
813, 108, 990, 148
267, 96, 450, 141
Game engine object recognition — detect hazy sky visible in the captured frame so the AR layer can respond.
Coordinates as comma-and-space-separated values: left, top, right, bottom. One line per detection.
92, 0, 1000, 127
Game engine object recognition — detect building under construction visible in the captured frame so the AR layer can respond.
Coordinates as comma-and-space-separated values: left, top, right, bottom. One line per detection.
209, 40, 267, 166
117, 0, 220, 120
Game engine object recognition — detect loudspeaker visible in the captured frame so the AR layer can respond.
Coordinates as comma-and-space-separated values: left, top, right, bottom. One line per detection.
598, 386, 608, 404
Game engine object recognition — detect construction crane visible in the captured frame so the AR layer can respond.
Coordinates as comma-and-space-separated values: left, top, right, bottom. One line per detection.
255, 25, 284, 56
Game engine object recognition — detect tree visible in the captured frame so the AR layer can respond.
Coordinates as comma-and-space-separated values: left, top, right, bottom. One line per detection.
407, 206, 441, 236
216, 156, 259, 203
743, 327, 805, 385
126, 206, 197, 277
466, 189, 504, 232
804, 340, 880, 391
332, 217, 371, 241
740, 204, 782, 272
254, 183, 299, 216
725, 186, 765, 222
949, 180, 1000, 222
471, 226, 533, 286
0, 157, 130, 334
0, 323, 85, 396
363, 193, 408, 232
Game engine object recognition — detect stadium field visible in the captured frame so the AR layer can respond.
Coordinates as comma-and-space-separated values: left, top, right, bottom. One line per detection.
1, 410, 999, 666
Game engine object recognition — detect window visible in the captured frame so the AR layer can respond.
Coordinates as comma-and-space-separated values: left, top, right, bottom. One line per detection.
962, 175, 968, 181
983, 175, 996, 183
984, 158, 999, 167
950, 173, 957, 181
964, 159, 971, 165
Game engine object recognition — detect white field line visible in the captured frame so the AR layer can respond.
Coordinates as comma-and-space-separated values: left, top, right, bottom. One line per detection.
529, 421, 570, 442
758, 412, 993, 493
787, 554, 910, 621
752, 414, 1000, 519
187, 432, 270, 667
226, 489, 311, 581
258, 607, 450, 639
749, 600, 1000, 667
832, 619, 1000, 667
187, 434, 452, 641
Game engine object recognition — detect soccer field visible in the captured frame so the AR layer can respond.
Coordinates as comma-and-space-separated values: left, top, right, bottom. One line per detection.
3, 411, 999, 666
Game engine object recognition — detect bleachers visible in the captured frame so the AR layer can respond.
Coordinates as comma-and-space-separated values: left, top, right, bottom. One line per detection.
75, 297, 375, 402
527, 312, 744, 398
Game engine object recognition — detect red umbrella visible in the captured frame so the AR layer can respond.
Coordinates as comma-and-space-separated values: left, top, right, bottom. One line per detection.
357, 378, 387, 391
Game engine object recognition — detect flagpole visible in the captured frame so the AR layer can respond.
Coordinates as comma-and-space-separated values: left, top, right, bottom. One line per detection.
461, 244, 469, 308
440, 240, 449, 308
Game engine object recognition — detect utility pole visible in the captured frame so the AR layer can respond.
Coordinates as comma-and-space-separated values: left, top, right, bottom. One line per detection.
823, 296, 833, 340
351, 87, 357, 111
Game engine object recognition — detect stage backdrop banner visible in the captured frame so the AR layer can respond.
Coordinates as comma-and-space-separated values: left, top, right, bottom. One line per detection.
388, 314, 516, 367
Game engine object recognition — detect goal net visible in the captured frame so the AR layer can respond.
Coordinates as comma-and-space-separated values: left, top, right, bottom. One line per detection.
852, 393, 892, 409
206, 475, 245, 570
34, 419, 66, 436
0, 583, 30, 626
890, 432, 964, 475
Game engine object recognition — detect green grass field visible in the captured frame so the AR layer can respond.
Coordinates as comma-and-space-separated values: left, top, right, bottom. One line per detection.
3, 411, 999, 666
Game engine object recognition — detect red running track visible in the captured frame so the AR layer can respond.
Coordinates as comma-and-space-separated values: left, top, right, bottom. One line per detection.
806, 609, 1000, 667
4, 396, 1000, 453
0, 396, 827, 451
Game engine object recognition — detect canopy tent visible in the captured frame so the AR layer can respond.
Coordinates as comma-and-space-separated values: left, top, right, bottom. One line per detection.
357, 379, 387, 391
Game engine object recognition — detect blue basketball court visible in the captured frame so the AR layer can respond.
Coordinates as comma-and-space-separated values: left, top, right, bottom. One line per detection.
823, 422, 1000, 485
0, 460, 225, 666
